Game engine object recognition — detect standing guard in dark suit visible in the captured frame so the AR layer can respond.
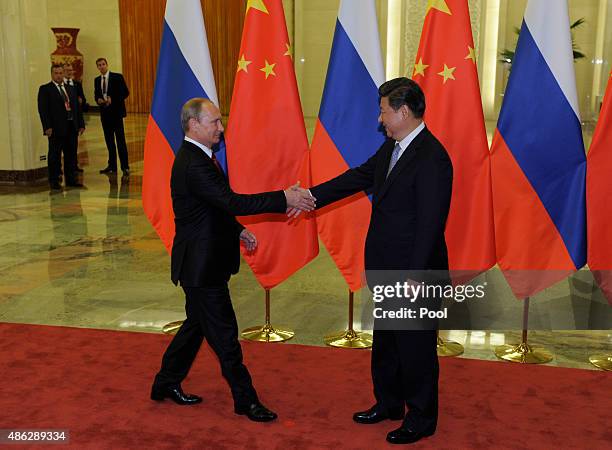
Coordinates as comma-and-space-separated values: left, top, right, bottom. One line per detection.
150, 98, 316, 423
37, 64, 85, 191
63, 63, 87, 173
94, 57, 130, 176
307, 78, 453, 445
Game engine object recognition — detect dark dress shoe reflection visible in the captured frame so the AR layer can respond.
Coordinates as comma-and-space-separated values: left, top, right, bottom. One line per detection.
353, 404, 404, 424
386, 425, 435, 445
65, 182, 84, 188
150, 384, 203, 405
235, 402, 278, 422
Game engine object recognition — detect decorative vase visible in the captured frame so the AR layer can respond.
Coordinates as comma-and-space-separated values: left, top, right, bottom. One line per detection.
50, 27, 84, 81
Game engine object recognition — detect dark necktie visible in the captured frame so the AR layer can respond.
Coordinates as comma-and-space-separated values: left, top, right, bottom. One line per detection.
211, 153, 224, 174
102, 76, 107, 96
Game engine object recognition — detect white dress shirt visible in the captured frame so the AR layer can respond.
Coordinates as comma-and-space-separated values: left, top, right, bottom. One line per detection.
184, 136, 213, 158
395, 121, 425, 159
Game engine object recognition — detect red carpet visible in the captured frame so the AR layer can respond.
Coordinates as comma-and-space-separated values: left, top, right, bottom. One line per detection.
0, 323, 610, 449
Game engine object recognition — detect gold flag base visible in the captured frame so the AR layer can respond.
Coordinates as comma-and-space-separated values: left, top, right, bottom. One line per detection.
437, 336, 464, 357
162, 320, 184, 335
589, 354, 612, 371
324, 290, 372, 349
240, 289, 294, 343
324, 329, 373, 349
241, 324, 294, 342
494, 342, 553, 364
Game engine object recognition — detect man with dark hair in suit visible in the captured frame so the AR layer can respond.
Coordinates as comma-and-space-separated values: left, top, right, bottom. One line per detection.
307, 77, 453, 445
94, 57, 130, 176
63, 63, 87, 173
150, 98, 316, 423
37, 64, 85, 191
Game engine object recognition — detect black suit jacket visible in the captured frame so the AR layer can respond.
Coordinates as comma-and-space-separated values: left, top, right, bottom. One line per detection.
94, 72, 129, 118
310, 127, 453, 272
37, 82, 85, 136
171, 141, 287, 287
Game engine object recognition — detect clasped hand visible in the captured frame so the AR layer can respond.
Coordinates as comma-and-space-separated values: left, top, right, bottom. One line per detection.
284, 182, 316, 218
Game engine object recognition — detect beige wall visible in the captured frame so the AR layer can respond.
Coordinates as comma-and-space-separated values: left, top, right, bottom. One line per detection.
46, 0, 122, 106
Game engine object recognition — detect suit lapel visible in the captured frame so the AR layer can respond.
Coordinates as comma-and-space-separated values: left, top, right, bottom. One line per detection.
184, 141, 227, 180
374, 127, 428, 205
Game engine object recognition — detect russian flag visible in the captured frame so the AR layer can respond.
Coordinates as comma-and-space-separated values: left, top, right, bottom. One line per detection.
309, 0, 385, 292
142, 0, 223, 253
490, 0, 587, 298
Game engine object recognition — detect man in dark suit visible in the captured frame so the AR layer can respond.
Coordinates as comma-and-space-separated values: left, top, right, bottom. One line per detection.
308, 78, 453, 445
63, 63, 87, 174
151, 98, 315, 423
94, 57, 130, 175
37, 64, 85, 191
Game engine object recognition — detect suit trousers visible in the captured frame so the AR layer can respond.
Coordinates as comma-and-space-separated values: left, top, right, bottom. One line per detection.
371, 329, 439, 433
153, 284, 258, 409
100, 113, 129, 171
47, 127, 77, 185
69, 131, 79, 172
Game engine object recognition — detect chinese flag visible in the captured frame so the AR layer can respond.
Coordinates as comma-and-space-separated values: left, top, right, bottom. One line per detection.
587, 71, 612, 303
412, 0, 495, 278
225, 0, 318, 289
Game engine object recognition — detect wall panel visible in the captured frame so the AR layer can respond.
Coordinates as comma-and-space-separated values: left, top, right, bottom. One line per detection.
118, 0, 245, 115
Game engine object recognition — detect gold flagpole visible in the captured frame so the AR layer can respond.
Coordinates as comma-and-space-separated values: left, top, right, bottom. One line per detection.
241, 289, 294, 342
494, 297, 553, 363
324, 290, 373, 348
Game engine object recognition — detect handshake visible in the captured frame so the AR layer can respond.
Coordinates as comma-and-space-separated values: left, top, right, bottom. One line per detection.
283, 182, 316, 218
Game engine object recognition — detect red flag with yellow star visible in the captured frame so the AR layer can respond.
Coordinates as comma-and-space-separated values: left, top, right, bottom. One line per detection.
587, 71, 612, 304
412, 0, 495, 278
225, 0, 318, 289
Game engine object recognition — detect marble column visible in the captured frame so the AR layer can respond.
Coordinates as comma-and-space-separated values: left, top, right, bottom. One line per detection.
0, 0, 52, 184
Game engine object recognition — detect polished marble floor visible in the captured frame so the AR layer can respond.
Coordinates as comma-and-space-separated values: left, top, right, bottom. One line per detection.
0, 113, 610, 371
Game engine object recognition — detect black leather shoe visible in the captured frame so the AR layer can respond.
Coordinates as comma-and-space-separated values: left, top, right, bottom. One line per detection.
235, 402, 277, 422
122, 169, 130, 176
150, 384, 202, 405
386, 425, 435, 445
65, 182, 84, 188
100, 167, 116, 174
50, 182, 62, 191
353, 405, 404, 424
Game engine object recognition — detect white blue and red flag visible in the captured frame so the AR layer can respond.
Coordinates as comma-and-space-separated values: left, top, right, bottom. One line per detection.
142, 0, 223, 252
309, 0, 385, 292
490, 0, 587, 298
